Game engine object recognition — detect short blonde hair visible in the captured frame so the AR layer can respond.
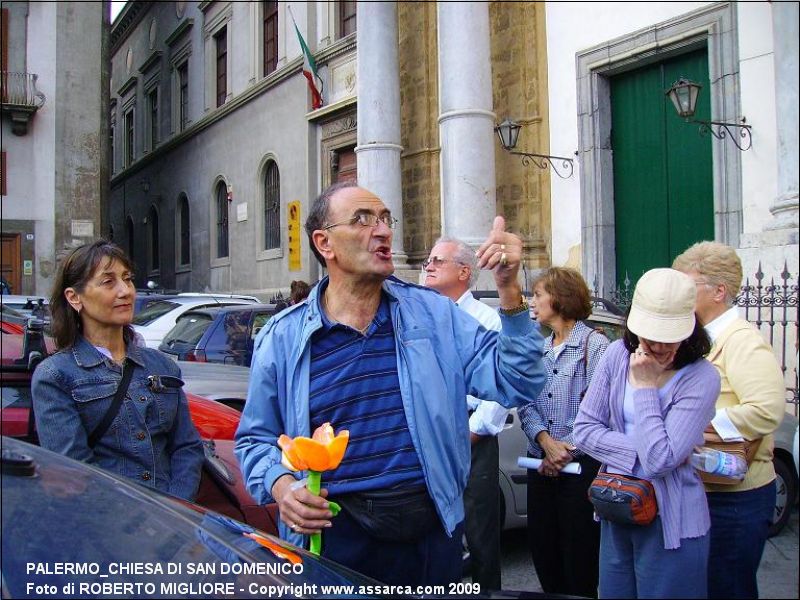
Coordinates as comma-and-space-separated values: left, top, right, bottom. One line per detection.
672, 241, 742, 304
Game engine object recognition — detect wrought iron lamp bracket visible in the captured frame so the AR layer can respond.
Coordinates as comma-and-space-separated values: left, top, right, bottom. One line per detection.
508, 151, 575, 179
691, 119, 753, 151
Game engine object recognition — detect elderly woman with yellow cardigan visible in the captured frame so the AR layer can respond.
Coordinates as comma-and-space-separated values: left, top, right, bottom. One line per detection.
673, 242, 785, 600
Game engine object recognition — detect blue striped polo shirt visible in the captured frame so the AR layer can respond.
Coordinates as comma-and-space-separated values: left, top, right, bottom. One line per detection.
309, 288, 425, 495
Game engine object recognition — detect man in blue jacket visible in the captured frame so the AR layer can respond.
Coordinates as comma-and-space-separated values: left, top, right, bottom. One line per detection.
235, 182, 545, 587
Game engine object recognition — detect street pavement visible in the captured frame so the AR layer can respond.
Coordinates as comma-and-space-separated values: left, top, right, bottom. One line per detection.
496, 505, 798, 598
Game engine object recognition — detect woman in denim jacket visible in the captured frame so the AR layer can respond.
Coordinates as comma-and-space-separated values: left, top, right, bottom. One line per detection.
32, 241, 204, 500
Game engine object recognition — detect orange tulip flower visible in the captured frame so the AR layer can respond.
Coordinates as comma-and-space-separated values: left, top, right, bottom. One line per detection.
278, 423, 349, 472
278, 423, 348, 555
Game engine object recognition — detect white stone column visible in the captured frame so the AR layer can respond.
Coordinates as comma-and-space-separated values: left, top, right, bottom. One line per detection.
355, 1, 408, 267
766, 0, 799, 232
437, 1, 496, 246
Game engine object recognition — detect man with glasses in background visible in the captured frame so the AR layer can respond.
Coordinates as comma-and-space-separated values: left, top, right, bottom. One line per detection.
424, 237, 507, 591
236, 182, 545, 587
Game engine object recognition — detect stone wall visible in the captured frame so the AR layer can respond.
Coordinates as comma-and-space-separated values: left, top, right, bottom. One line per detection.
397, 1, 551, 268
490, 1, 551, 269
398, 2, 441, 263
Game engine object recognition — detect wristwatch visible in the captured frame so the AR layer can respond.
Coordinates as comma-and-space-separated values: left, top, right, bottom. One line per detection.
499, 298, 530, 316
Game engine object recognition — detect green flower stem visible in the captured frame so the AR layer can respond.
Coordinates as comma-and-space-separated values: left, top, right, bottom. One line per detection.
308, 471, 323, 555
306, 472, 340, 555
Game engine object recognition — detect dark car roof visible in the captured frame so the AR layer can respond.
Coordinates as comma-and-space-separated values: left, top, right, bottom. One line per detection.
1, 437, 381, 596
177, 303, 279, 321
176, 305, 226, 320
214, 303, 280, 314
174, 304, 279, 326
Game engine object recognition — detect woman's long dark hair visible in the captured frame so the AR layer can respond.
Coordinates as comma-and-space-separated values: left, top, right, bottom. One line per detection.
623, 318, 712, 370
50, 240, 136, 349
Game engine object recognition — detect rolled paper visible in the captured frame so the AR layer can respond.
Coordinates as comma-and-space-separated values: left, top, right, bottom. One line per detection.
517, 456, 582, 475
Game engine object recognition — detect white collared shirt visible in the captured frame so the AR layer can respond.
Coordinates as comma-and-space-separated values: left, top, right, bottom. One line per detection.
705, 306, 740, 343
456, 290, 509, 437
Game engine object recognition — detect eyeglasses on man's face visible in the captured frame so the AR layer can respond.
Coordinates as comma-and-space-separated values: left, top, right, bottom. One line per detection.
422, 256, 464, 269
322, 213, 398, 230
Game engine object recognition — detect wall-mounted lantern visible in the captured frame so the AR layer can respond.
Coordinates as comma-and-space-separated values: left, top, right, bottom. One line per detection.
665, 78, 752, 151
494, 118, 575, 179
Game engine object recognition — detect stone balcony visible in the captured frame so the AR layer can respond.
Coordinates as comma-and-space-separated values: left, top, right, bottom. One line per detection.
1, 72, 46, 135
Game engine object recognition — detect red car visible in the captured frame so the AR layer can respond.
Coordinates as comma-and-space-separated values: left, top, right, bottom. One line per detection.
0, 327, 277, 535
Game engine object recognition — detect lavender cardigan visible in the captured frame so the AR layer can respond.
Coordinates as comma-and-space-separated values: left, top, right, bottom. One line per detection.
573, 340, 720, 549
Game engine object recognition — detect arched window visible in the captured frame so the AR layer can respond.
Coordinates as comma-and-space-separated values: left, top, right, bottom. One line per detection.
178, 194, 191, 266
215, 181, 229, 258
126, 216, 135, 264
148, 205, 160, 271
264, 161, 280, 250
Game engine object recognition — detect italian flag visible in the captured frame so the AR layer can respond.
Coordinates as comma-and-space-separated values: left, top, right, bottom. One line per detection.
292, 19, 323, 109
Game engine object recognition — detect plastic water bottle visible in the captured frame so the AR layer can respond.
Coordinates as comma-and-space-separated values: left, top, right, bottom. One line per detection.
690, 447, 747, 480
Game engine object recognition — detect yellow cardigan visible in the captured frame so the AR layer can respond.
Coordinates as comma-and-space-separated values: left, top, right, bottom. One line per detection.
705, 318, 786, 493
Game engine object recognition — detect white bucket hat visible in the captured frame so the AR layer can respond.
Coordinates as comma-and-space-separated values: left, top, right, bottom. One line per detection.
627, 268, 697, 343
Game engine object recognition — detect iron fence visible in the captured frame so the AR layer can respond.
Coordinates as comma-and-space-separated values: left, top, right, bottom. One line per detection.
593, 263, 799, 412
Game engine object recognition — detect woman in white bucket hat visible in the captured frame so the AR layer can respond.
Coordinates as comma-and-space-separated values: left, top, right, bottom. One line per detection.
574, 268, 721, 599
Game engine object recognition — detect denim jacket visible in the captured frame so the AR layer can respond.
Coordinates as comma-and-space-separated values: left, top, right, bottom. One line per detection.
235, 276, 546, 547
32, 336, 204, 500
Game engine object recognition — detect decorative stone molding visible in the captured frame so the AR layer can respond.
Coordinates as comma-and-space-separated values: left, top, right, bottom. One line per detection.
165, 18, 194, 47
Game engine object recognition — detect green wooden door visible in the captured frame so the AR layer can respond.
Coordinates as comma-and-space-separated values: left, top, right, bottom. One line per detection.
611, 48, 713, 288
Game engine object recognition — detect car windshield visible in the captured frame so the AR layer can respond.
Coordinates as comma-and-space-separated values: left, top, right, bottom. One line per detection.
162, 313, 214, 345
131, 300, 180, 325
0, 305, 27, 319
134, 295, 171, 314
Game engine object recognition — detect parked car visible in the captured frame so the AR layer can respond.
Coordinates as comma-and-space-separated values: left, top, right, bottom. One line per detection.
0, 294, 50, 321
178, 361, 252, 413
770, 413, 800, 536
177, 292, 260, 302
1, 330, 240, 442
133, 292, 179, 315
132, 295, 258, 349
0, 326, 276, 534
2, 437, 383, 598
160, 304, 280, 367
0, 303, 30, 327
1, 320, 25, 335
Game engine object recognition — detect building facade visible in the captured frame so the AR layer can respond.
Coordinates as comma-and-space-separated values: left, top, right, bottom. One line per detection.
544, 1, 798, 291
543, 0, 798, 399
109, 1, 361, 294
107, 1, 552, 295
107, 1, 796, 300
1, 1, 109, 296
